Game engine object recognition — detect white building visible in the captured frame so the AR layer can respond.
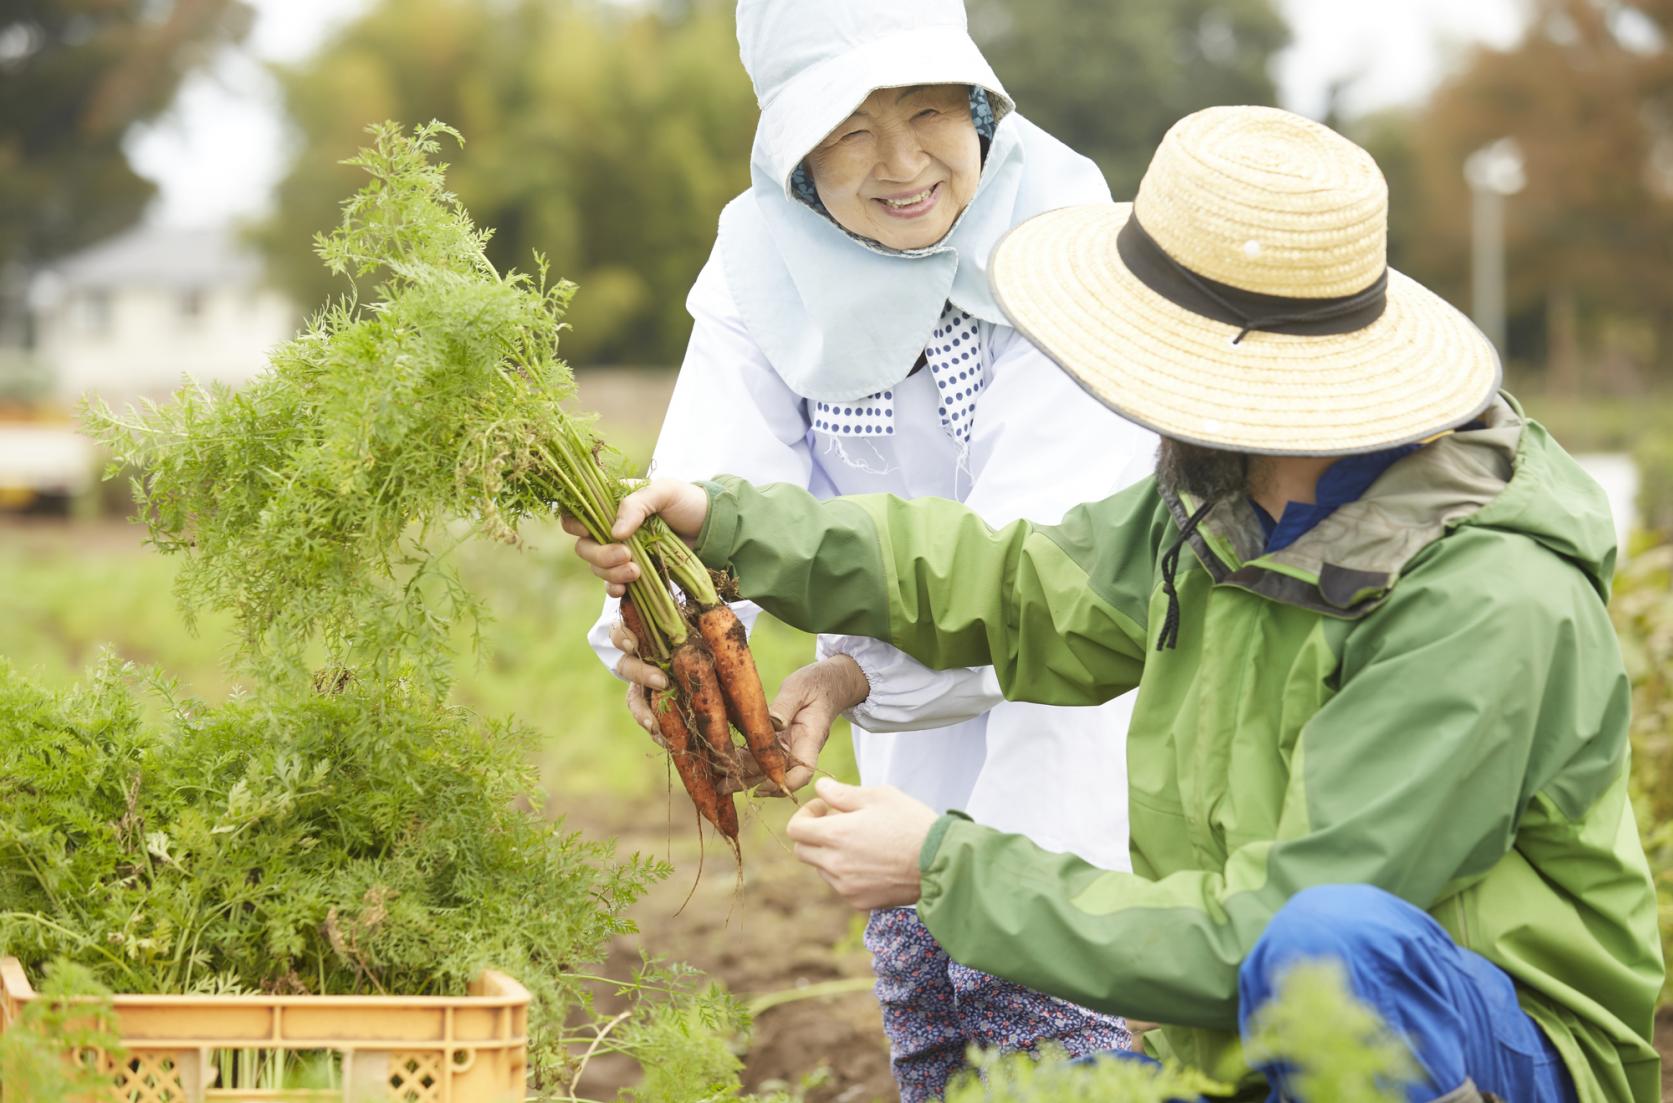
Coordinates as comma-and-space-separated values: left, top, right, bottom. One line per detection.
29, 224, 297, 405
0, 226, 297, 509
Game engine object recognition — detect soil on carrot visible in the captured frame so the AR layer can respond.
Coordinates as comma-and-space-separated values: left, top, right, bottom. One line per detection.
571, 794, 895, 1101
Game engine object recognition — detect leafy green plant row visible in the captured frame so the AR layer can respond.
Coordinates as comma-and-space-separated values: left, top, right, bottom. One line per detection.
0, 654, 769, 1093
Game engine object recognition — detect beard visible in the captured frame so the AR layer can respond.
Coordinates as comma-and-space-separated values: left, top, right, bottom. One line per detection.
1155, 438, 1249, 505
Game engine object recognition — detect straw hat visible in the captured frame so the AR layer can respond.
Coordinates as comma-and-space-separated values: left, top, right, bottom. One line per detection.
988, 105, 1501, 455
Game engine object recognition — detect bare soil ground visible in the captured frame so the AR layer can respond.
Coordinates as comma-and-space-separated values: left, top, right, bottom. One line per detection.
572, 796, 895, 1101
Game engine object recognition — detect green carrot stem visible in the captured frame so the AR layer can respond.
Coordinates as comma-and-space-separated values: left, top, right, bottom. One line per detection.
649, 523, 720, 607
533, 442, 611, 537
529, 438, 689, 651
623, 533, 688, 648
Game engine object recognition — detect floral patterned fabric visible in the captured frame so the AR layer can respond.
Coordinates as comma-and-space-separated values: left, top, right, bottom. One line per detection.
865, 907, 1132, 1101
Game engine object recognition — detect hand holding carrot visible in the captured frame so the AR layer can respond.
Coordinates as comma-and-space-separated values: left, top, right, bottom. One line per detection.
566, 478, 799, 848
564, 478, 712, 597
761, 655, 871, 793
611, 620, 862, 797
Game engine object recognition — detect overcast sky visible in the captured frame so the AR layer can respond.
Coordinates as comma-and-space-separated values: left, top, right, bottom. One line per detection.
126, 0, 1531, 229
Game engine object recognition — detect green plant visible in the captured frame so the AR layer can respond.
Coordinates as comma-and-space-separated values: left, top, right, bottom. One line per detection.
938, 960, 1418, 1103
613, 964, 749, 1103
943, 1046, 1223, 1103
89, 121, 599, 693
87, 121, 780, 843
1241, 960, 1419, 1103
1614, 543, 1673, 999
0, 960, 123, 1103
87, 120, 736, 695
0, 652, 675, 1089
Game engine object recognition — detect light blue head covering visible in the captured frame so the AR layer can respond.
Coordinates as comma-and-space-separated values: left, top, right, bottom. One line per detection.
718, 0, 1111, 403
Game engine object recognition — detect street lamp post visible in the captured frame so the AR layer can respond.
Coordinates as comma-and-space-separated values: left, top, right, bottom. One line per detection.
1463, 138, 1526, 357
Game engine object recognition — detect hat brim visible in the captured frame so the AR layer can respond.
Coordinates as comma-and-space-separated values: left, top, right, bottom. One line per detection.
989, 204, 1503, 456
758, 27, 1012, 192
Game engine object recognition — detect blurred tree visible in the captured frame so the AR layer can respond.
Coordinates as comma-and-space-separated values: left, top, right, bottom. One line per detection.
265, 0, 1293, 365
0, 0, 252, 342
967, 0, 1290, 197
1367, 0, 1673, 384
258, 0, 756, 366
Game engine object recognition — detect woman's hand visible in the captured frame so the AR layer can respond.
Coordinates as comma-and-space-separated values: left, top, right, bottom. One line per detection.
755, 654, 871, 795
607, 616, 669, 737
562, 478, 712, 598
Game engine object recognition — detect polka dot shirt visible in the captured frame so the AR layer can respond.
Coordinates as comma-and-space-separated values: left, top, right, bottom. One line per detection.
813, 303, 987, 445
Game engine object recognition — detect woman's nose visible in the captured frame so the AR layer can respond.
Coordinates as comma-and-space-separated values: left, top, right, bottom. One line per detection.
874, 126, 930, 184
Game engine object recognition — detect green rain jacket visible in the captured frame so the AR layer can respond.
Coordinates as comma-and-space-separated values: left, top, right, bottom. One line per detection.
692, 396, 1662, 1101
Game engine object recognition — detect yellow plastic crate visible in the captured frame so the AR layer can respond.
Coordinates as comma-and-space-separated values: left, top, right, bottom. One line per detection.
0, 957, 529, 1103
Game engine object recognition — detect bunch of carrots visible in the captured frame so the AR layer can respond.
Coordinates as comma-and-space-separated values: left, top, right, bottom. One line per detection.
88, 122, 790, 859
551, 453, 791, 854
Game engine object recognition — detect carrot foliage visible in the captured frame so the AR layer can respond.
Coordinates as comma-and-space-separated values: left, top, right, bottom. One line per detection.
50, 123, 753, 1097
87, 121, 635, 693
0, 653, 677, 1088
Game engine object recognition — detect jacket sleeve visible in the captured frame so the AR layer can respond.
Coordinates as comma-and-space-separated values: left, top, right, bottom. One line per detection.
914, 530, 1621, 1029
817, 633, 1004, 732
588, 253, 813, 674
694, 475, 1164, 706
819, 325, 1160, 731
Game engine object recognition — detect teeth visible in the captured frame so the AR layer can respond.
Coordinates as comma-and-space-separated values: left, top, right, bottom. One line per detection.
883, 187, 934, 208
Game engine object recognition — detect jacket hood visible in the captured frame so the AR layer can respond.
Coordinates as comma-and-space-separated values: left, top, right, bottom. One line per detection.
1460, 397, 1617, 602
1169, 394, 1619, 616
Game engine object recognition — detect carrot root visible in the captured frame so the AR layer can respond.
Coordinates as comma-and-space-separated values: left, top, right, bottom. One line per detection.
652, 688, 738, 841
671, 640, 741, 786
697, 604, 792, 795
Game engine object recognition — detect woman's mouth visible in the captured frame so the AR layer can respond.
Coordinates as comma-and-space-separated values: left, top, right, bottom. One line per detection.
874, 182, 942, 219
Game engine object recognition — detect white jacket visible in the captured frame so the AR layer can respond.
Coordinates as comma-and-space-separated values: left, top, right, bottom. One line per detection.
590, 252, 1155, 871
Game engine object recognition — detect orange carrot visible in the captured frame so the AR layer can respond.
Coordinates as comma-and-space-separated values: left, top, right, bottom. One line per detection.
670, 640, 741, 788
696, 604, 791, 794
651, 687, 738, 842
619, 595, 652, 654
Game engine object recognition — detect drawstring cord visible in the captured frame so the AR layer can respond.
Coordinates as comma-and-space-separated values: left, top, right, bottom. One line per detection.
1157, 500, 1216, 651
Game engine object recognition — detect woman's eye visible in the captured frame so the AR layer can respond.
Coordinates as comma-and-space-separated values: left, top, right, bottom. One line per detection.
840, 129, 869, 142
914, 109, 939, 121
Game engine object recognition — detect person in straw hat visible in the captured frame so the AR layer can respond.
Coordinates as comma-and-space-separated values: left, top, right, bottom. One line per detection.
570, 105, 1662, 1101
578, 0, 1152, 1094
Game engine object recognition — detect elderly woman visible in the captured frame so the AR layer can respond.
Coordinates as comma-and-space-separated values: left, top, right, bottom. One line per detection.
581, 0, 1155, 1095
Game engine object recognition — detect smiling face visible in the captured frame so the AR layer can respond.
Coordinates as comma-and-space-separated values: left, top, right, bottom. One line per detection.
803, 83, 983, 251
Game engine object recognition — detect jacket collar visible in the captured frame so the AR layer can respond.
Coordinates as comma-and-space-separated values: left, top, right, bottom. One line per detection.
1160, 396, 1524, 619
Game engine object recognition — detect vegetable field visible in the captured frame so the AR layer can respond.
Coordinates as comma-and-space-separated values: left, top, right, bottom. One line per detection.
0, 123, 886, 1101
15, 504, 1673, 1103
0, 516, 887, 1101
4, 122, 1671, 1103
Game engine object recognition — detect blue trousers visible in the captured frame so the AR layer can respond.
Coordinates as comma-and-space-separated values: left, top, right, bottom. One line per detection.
1088, 885, 1578, 1103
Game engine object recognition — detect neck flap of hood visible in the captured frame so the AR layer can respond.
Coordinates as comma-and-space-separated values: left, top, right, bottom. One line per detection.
719, 114, 1108, 403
